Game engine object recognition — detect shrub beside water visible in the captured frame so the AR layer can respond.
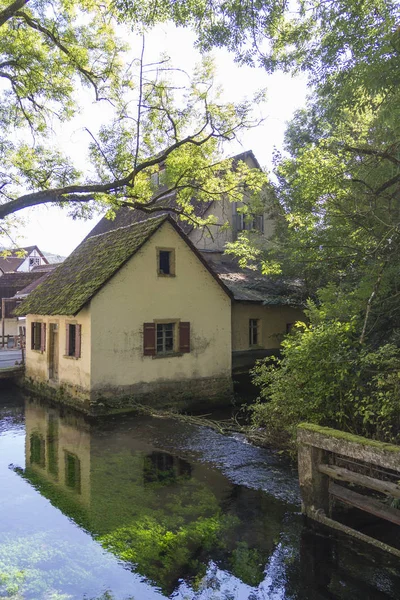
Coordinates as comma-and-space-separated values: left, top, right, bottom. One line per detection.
251, 317, 400, 449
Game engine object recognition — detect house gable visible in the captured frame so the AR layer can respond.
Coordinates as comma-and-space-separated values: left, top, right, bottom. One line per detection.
89, 219, 232, 389
0, 246, 48, 273
16, 216, 231, 318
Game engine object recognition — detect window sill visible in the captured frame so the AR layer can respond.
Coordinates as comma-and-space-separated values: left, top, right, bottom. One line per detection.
152, 352, 183, 359
157, 273, 176, 278
62, 355, 80, 360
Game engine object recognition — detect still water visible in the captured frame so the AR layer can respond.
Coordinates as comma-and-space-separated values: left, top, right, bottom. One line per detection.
1, 387, 400, 599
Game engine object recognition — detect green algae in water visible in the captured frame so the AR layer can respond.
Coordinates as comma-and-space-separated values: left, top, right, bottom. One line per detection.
2, 392, 400, 599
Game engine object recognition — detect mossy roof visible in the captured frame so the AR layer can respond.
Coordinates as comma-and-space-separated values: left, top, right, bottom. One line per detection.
15, 214, 232, 317
15, 215, 169, 317
203, 255, 306, 306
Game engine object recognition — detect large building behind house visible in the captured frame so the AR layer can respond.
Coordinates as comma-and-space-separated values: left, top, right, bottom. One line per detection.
84, 149, 304, 375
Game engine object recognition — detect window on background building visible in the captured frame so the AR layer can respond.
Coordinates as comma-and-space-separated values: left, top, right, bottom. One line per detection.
249, 319, 260, 346
237, 213, 264, 233
65, 323, 81, 358
31, 322, 46, 351
157, 248, 175, 276
29, 256, 41, 269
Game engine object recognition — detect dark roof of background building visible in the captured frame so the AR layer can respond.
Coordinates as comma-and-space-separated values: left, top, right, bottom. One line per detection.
83, 196, 213, 242
83, 150, 261, 243
202, 254, 306, 306
0, 245, 49, 273
31, 263, 62, 273
15, 215, 232, 317
15, 265, 59, 299
0, 271, 45, 301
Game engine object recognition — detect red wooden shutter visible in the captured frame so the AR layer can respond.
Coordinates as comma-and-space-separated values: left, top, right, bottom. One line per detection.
179, 322, 190, 353
143, 323, 156, 356
65, 324, 70, 356
41, 323, 46, 352
75, 325, 81, 358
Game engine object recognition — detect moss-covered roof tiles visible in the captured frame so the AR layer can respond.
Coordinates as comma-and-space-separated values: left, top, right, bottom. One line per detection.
15, 215, 168, 317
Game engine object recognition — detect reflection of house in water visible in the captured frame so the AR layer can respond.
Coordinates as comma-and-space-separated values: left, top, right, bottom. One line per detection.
26, 400, 91, 506
21, 397, 287, 596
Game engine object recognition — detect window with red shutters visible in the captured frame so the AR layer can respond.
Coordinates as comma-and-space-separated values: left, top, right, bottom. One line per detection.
75, 325, 81, 358
143, 323, 156, 356
40, 323, 46, 352
31, 322, 43, 351
65, 323, 82, 358
179, 322, 190, 353
144, 321, 191, 356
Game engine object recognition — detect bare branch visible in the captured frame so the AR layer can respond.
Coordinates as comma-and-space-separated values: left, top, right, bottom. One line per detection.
134, 35, 146, 170
374, 173, 400, 196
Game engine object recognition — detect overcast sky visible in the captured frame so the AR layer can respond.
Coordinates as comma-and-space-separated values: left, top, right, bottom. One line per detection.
14, 24, 309, 257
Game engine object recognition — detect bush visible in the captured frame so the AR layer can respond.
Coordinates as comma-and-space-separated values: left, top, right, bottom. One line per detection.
251, 318, 400, 446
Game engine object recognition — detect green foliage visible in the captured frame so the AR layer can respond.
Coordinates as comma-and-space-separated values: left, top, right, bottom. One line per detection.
116, 0, 399, 90
100, 514, 236, 592
0, 2, 267, 235
251, 301, 400, 445
229, 542, 264, 587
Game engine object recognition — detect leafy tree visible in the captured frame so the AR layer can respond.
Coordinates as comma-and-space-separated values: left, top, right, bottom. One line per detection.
251, 301, 400, 446
117, 0, 399, 88
0, 1, 267, 237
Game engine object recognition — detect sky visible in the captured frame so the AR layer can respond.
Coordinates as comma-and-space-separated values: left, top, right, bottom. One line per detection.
12, 24, 309, 258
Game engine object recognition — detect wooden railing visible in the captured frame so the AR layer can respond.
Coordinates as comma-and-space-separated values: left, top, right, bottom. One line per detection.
0, 334, 23, 348
298, 423, 400, 557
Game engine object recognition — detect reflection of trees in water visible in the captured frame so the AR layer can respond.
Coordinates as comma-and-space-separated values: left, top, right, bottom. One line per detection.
12, 397, 400, 599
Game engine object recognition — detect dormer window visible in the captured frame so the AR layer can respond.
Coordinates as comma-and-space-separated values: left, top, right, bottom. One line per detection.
157, 248, 175, 276
29, 256, 41, 269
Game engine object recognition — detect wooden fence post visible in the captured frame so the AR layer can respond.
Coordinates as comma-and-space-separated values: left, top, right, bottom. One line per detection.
298, 441, 330, 516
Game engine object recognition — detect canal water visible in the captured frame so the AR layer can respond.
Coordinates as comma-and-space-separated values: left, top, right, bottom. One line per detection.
1, 387, 400, 599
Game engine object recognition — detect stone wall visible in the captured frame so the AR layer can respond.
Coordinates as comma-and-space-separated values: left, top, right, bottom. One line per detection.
22, 374, 233, 416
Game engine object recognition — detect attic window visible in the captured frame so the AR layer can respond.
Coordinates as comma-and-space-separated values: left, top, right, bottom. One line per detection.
29, 257, 40, 268
157, 248, 175, 276
150, 168, 165, 189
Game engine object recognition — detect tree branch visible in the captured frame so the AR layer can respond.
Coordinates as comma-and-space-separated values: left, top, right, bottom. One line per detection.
0, 126, 229, 219
344, 144, 400, 167
374, 173, 400, 196
15, 10, 104, 100
0, 0, 29, 27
